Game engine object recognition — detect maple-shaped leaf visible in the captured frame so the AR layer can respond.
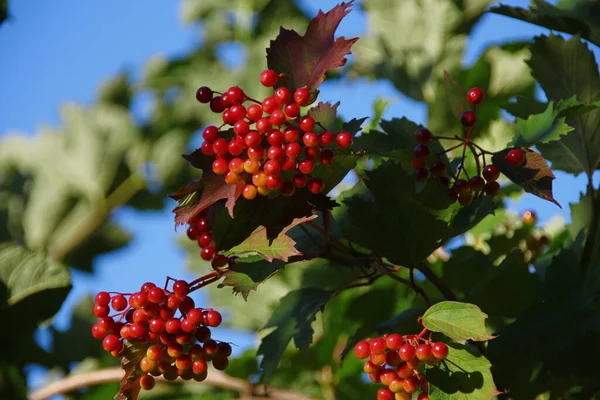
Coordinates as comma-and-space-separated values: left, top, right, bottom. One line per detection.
223, 215, 316, 262
170, 173, 244, 226
308, 101, 341, 132
115, 340, 149, 400
266, 1, 358, 103
491, 148, 560, 207
219, 257, 286, 301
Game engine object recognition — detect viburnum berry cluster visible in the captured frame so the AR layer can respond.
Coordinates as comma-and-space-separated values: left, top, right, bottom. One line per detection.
195, 69, 353, 199
411, 86, 525, 206
91, 279, 229, 391
354, 330, 448, 400
185, 206, 218, 261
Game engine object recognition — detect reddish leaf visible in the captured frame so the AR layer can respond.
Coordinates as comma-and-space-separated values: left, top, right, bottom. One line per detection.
266, 1, 358, 102
115, 340, 149, 400
171, 174, 244, 226
491, 148, 561, 207
308, 101, 340, 132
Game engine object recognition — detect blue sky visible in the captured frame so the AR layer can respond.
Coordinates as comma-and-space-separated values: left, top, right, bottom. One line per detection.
1, 0, 598, 393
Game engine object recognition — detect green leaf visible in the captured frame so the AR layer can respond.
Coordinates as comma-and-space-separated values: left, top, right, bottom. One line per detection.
219, 258, 286, 301
427, 343, 497, 400
257, 288, 331, 382
266, 2, 358, 102
527, 35, 600, 175
491, 148, 560, 207
441, 247, 493, 297
307, 101, 340, 132
422, 301, 492, 341
511, 102, 573, 147
490, 0, 600, 48
310, 148, 358, 193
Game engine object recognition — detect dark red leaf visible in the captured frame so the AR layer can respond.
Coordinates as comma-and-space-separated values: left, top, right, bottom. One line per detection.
266, 1, 358, 102
115, 340, 149, 400
171, 173, 244, 226
491, 148, 561, 207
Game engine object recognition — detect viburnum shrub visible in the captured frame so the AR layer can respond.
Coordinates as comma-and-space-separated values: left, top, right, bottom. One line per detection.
91, 2, 589, 399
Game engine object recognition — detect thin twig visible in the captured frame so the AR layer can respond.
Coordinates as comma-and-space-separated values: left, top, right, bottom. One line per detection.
415, 263, 456, 301
28, 367, 317, 400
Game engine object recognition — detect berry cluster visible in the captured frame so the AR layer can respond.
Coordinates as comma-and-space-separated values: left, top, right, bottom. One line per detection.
354, 333, 449, 400
520, 210, 550, 264
195, 69, 354, 199
91, 279, 229, 391
411, 87, 525, 206
185, 207, 218, 262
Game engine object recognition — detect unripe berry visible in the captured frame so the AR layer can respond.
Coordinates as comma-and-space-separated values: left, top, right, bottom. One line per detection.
242, 184, 258, 200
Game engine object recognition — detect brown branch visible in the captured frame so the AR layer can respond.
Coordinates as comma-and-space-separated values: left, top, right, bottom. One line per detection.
28, 367, 318, 400
415, 263, 456, 301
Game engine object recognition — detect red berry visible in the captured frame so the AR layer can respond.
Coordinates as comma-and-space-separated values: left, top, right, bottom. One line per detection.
320, 149, 334, 165
149, 317, 166, 333
233, 120, 250, 136
242, 184, 257, 200
467, 87, 484, 104
226, 86, 245, 104
284, 127, 300, 143
453, 179, 470, 195
418, 393, 430, 400
274, 87, 291, 105
308, 178, 324, 194
286, 142, 302, 159
469, 176, 485, 192
94, 304, 109, 318
429, 160, 446, 176
201, 246, 216, 261
370, 352, 386, 366
385, 333, 403, 350
354, 340, 371, 359
432, 342, 449, 359
262, 97, 279, 114
247, 104, 263, 121
229, 104, 246, 121
415, 128, 433, 145
270, 110, 286, 126
377, 388, 394, 400
363, 361, 379, 374
293, 172, 308, 188
195, 218, 210, 233
263, 160, 281, 175
205, 310, 222, 327
505, 149, 525, 166
200, 141, 214, 156
403, 376, 420, 393
173, 280, 189, 297
385, 350, 401, 367
260, 69, 278, 87
212, 159, 229, 175
381, 369, 399, 386
196, 86, 213, 103
483, 164, 500, 181
298, 159, 315, 174
319, 131, 335, 147
304, 146, 320, 160
139, 374, 155, 390
336, 132, 352, 148
95, 291, 111, 306
267, 130, 284, 146
91, 324, 104, 339
415, 344, 432, 360
398, 344, 416, 361
299, 116, 315, 132
267, 145, 285, 161
212, 138, 229, 155
197, 232, 212, 248
209, 96, 226, 113
111, 294, 127, 311
460, 110, 476, 127
412, 155, 426, 169
202, 126, 219, 142
413, 144, 430, 159
485, 181, 500, 196
256, 118, 273, 134
369, 337, 387, 355
247, 146, 264, 161
303, 132, 319, 148
284, 102, 300, 118
294, 86, 310, 105
415, 168, 429, 182
244, 131, 262, 147
102, 334, 121, 352
265, 174, 283, 190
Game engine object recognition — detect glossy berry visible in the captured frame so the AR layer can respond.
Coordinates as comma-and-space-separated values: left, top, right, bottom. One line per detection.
432, 342, 449, 359
460, 110, 476, 127
294, 86, 310, 105
385, 350, 401, 367
398, 344, 416, 361
299, 116, 315, 132
274, 87, 291, 104
522, 210, 537, 225
140, 374, 155, 390
196, 86, 213, 103
284, 102, 300, 118
377, 388, 394, 400
469, 176, 485, 192
260, 69, 278, 87
458, 192, 473, 206
336, 132, 352, 148
483, 164, 500, 181
102, 334, 121, 352
308, 177, 324, 194
247, 104, 263, 121
454, 179, 470, 195
319, 131, 335, 147
369, 338, 387, 355
415, 128, 433, 145
173, 280, 189, 297
467, 87, 484, 104
95, 291, 111, 306
418, 393, 430, 400
111, 294, 127, 311
505, 149, 525, 166
201, 246, 216, 261
415, 344, 432, 360
485, 181, 500, 196
242, 184, 258, 200
403, 376, 420, 393
354, 340, 371, 358
205, 310, 222, 327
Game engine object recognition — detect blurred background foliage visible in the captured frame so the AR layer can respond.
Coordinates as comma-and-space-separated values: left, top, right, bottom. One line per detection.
1, 0, 600, 399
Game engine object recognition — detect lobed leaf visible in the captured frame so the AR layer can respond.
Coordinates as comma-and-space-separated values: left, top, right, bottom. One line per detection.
307, 101, 341, 132
219, 258, 286, 301
491, 148, 560, 207
511, 102, 573, 147
422, 301, 492, 342
266, 1, 358, 102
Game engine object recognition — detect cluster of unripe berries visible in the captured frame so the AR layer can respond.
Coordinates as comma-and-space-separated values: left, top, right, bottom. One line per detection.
354, 333, 449, 400
195, 69, 354, 199
410, 86, 524, 206
91, 280, 229, 391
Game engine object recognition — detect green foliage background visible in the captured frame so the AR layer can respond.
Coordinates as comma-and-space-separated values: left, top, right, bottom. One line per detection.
1, 0, 600, 399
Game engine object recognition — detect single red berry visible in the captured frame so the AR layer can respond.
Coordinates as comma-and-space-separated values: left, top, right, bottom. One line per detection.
432, 342, 449, 359
484, 181, 500, 196
506, 149, 525, 166
385, 333, 403, 350
363, 360, 379, 374
294, 86, 310, 105
270, 109, 286, 126
396, 362, 411, 379
228, 104, 246, 121
305, 146, 320, 160
267, 145, 285, 161
212, 138, 229, 155
403, 376, 420, 394
94, 304, 110, 318
267, 130, 284, 146
336, 132, 352, 148
149, 317, 166, 333
308, 177, 324, 194
354, 340, 371, 359
274, 87, 291, 105
398, 344, 416, 361
139, 374, 155, 390
285, 142, 302, 159
233, 120, 250, 136
173, 280, 189, 297
260, 69, 278, 87
418, 393, 430, 400
205, 310, 222, 327
386, 350, 402, 367
247, 146, 264, 161
413, 144, 430, 159
380, 369, 398, 386
459, 192, 474, 206
370, 352, 386, 366
293, 172, 308, 188
453, 179, 471, 195
200, 141, 214, 156
298, 159, 315, 174
369, 337, 387, 355
299, 116, 315, 132
102, 334, 121, 352
284, 102, 300, 118
415, 128, 433, 145
320, 149, 334, 165
377, 388, 394, 400
226, 86, 245, 104
202, 126, 219, 142
460, 110, 476, 126
284, 127, 300, 143
467, 87, 484, 104
256, 118, 273, 134
262, 97, 279, 114
368, 372, 381, 383
222, 109, 236, 126
247, 104, 263, 121
209, 96, 226, 113
469, 176, 485, 192
195, 218, 210, 233
95, 291, 111, 306
197, 232, 213, 248
415, 168, 429, 182
196, 86, 213, 103
91, 324, 104, 339
212, 159, 229, 175
303, 132, 319, 148
111, 294, 127, 311
319, 131, 335, 147
201, 246, 216, 261
263, 160, 281, 175
483, 164, 500, 181
415, 344, 432, 360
